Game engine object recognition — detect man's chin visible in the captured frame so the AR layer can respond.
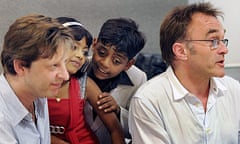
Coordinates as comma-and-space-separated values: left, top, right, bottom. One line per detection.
214, 72, 225, 78
44, 90, 59, 98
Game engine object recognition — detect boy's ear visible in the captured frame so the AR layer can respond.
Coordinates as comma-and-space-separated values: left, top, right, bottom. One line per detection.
92, 38, 98, 51
13, 59, 27, 76
124, 59, 135, 70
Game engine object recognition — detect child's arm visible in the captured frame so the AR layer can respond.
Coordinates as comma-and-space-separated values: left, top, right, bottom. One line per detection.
51, 135, 70, 144
97, 93, 120, 115
86, 77, 125, 144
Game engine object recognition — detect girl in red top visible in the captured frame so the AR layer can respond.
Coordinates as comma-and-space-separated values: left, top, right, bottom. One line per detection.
48, 17, 124, 144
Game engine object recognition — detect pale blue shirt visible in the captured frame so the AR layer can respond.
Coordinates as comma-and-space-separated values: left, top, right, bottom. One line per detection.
129, 66, 240, 144
0, 74, 50, 144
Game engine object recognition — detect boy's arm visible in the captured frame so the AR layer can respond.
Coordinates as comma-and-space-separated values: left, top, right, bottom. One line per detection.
97, 94, 131, 138
86, 77, 125, 144
50, 135, 70, 144
97, 67, 148, 138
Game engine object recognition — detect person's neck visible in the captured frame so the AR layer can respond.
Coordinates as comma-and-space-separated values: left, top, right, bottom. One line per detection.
5, 73, 37, 122
5, 73, 35, 110
28, 102, 37, 124
54, 80, 70, 100
174, 66, 210, 111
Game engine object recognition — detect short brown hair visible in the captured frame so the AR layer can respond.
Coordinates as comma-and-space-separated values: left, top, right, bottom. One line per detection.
1, 14, 73, 74
160, 2, 223, 65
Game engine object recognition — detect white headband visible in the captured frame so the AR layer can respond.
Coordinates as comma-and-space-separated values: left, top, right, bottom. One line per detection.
62, 22, 84, 27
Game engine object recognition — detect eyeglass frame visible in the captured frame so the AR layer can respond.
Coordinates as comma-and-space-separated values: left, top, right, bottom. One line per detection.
184, 39, 228, 49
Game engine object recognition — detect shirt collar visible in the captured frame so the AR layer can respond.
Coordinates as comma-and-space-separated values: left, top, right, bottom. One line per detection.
34, 98, 47, 119
211, 77, 227, 96
167, 67, 188, 101
167, 66, 227, 101
0, 74, 28, 126
119, 71, 134, 86
0, 74, 47, 126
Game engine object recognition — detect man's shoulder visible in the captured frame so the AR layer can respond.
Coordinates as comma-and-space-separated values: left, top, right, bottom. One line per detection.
214, 75, 240, 89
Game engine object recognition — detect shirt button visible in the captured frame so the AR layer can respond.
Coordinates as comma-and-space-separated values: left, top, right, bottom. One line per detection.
206, 128, 211, 134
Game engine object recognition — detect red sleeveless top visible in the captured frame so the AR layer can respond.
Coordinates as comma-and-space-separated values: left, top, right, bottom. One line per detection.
48, 77, 99, 144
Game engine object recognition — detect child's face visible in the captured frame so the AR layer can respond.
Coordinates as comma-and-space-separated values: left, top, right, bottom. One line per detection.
66, 37, 89, 75
91, 41, 133, 80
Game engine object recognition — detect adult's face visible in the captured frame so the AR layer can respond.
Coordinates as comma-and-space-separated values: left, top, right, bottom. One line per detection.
184, 12, 228, 78
23, 43, 70, 98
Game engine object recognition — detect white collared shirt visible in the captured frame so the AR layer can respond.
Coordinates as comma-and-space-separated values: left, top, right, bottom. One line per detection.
0, 74, 50, 144
129, 66, 240, 144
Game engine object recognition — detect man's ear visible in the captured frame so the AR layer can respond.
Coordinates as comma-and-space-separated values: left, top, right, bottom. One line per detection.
124, 59, 135, 70
13, 59, 27, 76
172, 42, 188, 60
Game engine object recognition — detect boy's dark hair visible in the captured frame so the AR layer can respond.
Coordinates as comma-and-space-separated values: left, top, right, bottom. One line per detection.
57, 17, 93, 48
98, 17, 146, 60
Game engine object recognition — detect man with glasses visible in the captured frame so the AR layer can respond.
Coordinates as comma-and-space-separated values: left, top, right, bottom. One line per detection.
129, 2, 240, 144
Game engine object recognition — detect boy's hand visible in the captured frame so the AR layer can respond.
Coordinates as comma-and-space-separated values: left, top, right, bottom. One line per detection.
97, 92, 120, 114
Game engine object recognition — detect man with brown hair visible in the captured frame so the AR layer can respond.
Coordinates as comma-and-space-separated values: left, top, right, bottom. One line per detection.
129, 2, 240, 144
0, 14, 73, 143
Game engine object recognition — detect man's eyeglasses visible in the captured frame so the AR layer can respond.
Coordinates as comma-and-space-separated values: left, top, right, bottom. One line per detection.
184, 39, 228, 49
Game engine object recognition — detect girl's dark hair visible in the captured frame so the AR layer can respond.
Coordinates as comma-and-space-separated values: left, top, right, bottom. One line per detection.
57, 17, 93, 48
